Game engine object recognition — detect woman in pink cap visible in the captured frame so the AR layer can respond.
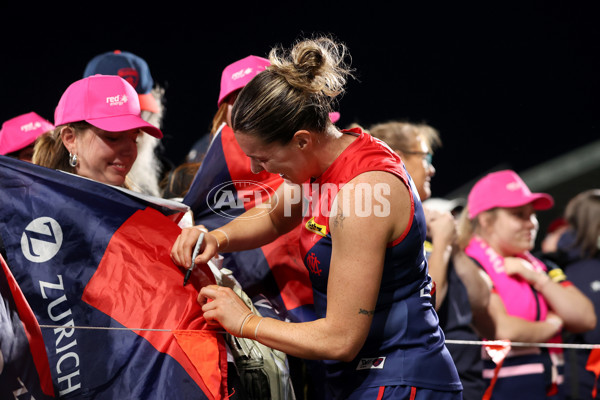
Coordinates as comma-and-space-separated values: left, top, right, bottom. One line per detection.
456, 169, 595, 399
0, 111, 54, 162
33, 74, 162, 187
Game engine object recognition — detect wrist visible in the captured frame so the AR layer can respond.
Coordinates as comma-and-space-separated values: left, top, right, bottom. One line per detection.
239, 312, 253, 337
533, 273, 551, 292
211, 229, 230, 252
240, 314, 263, 340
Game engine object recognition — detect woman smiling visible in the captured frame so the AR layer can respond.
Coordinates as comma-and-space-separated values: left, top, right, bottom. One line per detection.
33, 74, 162, 187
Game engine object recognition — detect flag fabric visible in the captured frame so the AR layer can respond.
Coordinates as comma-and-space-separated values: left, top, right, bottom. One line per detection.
183, 124, 315, 323
1, 253, 55, 399
0, 155, 228, 399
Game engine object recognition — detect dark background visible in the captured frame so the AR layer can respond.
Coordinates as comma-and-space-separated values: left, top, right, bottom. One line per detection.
2, 2, 599, 241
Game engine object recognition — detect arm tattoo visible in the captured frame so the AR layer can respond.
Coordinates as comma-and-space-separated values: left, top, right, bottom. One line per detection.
333, 207, 346, 228
358, 308, 375, 316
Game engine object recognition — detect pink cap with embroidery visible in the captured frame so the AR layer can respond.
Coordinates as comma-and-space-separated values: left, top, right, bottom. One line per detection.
54, 74, 163, 138
467, 169, 554, 218
0, 112, 55, 155
218, 55, 270, 107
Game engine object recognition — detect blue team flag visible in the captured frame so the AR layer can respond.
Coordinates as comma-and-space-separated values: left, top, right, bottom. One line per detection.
183, 124, 315, 323
0, 156, 228, 399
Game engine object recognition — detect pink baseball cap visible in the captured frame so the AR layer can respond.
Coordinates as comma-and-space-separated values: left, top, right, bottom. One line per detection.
54, 74, 163, 138
467, 169, 554, 218
0, 112, 55, 155
217, 55, 270, 107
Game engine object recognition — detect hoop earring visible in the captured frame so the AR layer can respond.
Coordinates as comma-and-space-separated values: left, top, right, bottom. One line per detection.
69, 153, 78, 168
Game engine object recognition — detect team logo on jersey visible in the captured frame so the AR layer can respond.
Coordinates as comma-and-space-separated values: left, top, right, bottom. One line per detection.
306, 252, 322, 276
356, 357, 386, 370
305, 217, 327, 237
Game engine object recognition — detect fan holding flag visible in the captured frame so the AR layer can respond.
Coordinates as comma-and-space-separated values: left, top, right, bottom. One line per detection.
0, 74, 236, 399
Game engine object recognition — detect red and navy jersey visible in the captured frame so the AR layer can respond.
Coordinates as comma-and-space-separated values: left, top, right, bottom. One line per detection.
298, 130, 462, 398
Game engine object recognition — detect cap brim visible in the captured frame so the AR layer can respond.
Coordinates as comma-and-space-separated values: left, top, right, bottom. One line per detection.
0, 129, 51, 155
531, 193, 554, 211
1, 137, 36, 155
86, 115, 163, 139
468, 192, 554, 219
493, 193, 555, 212
138, 93, 160, 114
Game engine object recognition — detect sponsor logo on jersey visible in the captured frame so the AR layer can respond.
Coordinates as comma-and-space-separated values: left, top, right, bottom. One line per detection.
305, 217, 327, 237
356, 357, 386, 370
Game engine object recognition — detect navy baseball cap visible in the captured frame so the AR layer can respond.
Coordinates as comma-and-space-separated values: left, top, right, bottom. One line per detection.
83, 50, 160, 113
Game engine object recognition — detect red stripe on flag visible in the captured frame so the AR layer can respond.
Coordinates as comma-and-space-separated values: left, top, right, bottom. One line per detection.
1, 255, 55, 397
82, 207, 227, 399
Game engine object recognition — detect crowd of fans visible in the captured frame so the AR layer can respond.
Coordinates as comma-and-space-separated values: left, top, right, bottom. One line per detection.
1, 36, 599, 400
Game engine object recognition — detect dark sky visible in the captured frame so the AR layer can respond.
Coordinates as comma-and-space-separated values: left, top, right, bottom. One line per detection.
2, 2, 599, 199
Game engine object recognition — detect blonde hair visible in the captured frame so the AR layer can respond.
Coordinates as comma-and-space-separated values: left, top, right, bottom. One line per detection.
231, 35, 354, 144
368, 121, 441, 153
32, 123, 92, 173
455, 207, 500, 250
456, 208, 477, 249
211, 102, 229, 136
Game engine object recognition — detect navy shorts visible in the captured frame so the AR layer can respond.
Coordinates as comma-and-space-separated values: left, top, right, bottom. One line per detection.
346, 385, 463, 400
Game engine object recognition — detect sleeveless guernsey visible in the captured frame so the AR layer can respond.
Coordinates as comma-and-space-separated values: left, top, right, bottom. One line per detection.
298, 129, 462, 398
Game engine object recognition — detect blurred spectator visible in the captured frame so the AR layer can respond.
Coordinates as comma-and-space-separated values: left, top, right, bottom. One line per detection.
184, 54, 341, 166
0, 112, 54, 162
161, 162, 202, 200
424, 197, 466, 219
369, 120, 440, 200
83, 50, 168, 196
555, 189, 600, 399
185, 55, 270, 164
541, 217, 569, 255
